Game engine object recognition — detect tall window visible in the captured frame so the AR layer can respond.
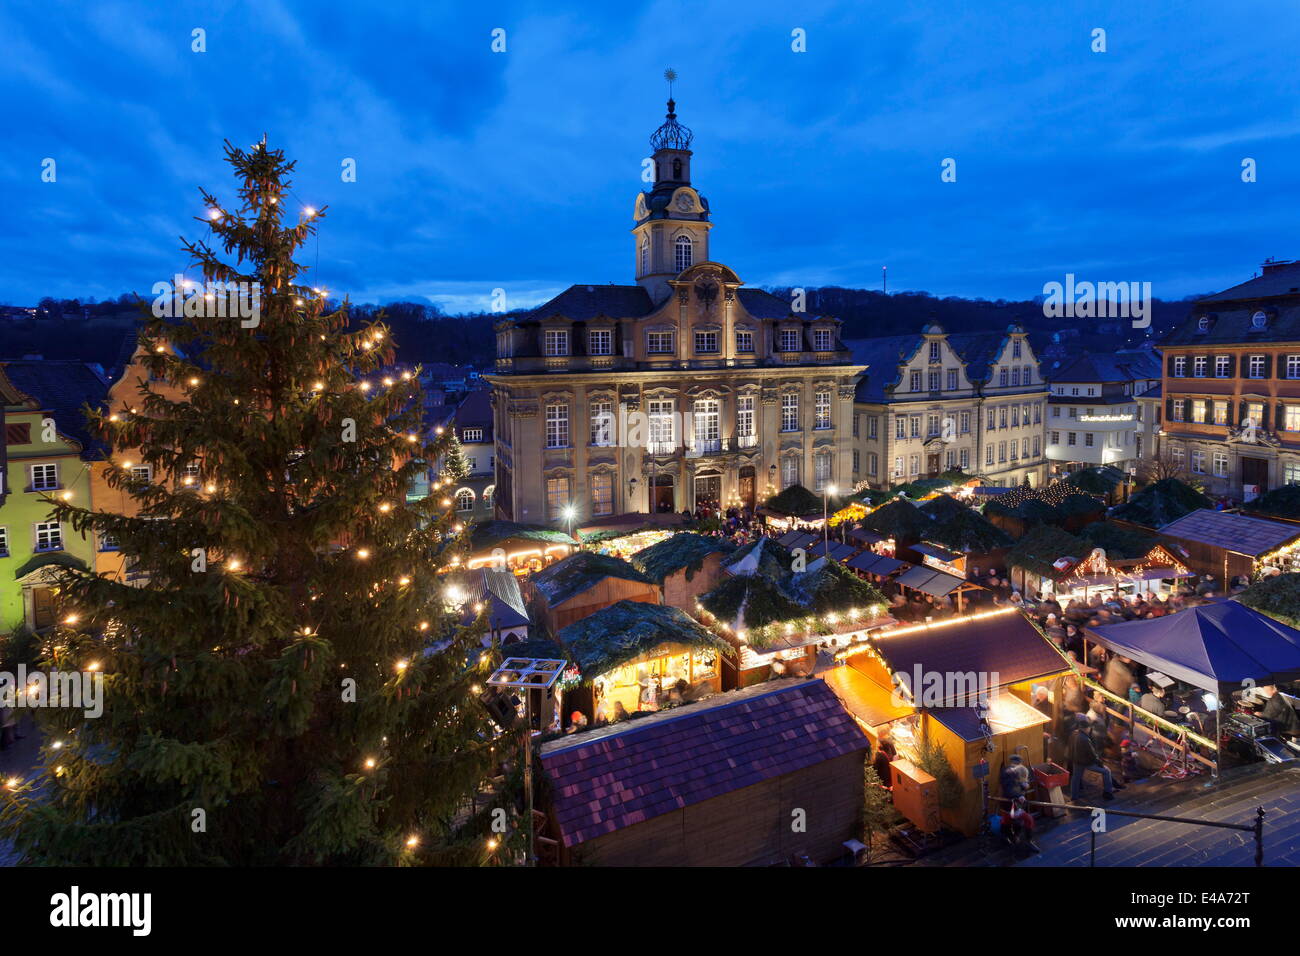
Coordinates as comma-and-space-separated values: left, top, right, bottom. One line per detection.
929, 342, 941, 363
946, 369, 958, 390
896, 417, 907, 440
737, 395, 756, 446
693, 398, 720, 452
1191, 450, 1206, 474
960, 448, 970, 470
1216, 355, 1230, 378
813, 452, 832, 491
545, 403, 569, 448
1248, 355, 1266, 378
588, 330, 612, 355
591, 473, 613, 516
1173, 357, 1186, 377
648, 399, 675, 453
735, 329, 754, 353
1286, 406, 1300, 432
781, 457, 799, 489
1213, 452, 1229, 477
1192, 356, 1207, 378
1191, 400, 1206, 424
640, 237, 648, 274
960, 411, 970, 433
546, 477, 570, 521
1172, 400, 1185, 422
781, 394, 799, 432
1288, 355, 1300, 379
814, 391, 832, 429
998, 368, 1009, 387
1012, 341, 1022, 359
590, 401, 614, 446
35, 520, 62, 552
30, 463, 58, 491
674, 235, 693, 272
543, 329, 569, 357
928, 370, 941, 392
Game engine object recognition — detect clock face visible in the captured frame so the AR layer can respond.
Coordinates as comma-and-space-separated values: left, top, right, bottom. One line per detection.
675, 191, 694, 212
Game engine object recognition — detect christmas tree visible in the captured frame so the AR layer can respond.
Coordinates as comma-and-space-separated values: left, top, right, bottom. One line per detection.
0, 141, 509, 865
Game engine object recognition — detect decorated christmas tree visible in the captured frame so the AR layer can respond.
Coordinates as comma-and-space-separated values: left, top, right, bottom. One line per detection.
0, 141, 509, 865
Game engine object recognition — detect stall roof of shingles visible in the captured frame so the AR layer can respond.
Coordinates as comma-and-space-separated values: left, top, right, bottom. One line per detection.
1158, 509, 1300, 559
539, 678, 869, 847
532, 551, 653, 607
863, 610, 1066, 705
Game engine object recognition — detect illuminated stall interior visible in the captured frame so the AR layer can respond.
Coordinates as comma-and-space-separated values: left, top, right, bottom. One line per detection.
465, 520, 577, 574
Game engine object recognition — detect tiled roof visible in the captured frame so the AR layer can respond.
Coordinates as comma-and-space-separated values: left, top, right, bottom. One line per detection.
540, 678, 868, 847
454, 385, 492, 433
524, 284, 656, 322
1158, 509, 1300, 558
736, 288, 794, 319
1050, 350, 1162, 385
1, 360, 110, 457
868, 609, 1066, 704
846, 335, 922, 402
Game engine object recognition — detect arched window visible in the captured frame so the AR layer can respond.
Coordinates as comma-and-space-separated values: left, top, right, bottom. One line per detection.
640, 236, 648, 274
483, 485, 495, 510
674, 235, 693, 272
455, 488, 475, 512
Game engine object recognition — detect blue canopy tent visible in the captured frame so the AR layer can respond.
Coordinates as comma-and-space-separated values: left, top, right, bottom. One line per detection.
1086, 601, 1300, 776
1085, 600, 1300, 695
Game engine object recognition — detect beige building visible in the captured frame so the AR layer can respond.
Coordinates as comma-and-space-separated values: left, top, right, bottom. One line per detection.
485, 99, 863, 526
847, 323, 1049, 489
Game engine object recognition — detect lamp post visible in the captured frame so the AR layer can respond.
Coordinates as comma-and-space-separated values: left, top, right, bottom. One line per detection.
823, 483, 837, 553
562, 503, 576, 540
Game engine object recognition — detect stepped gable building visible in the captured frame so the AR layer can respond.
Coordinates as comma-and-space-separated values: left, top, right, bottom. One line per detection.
1157, 258, 1300, 498
848, 323, 1048, 490
485, 97, 863, 525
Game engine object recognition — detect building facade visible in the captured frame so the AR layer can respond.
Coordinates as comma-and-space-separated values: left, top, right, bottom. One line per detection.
0, 361, 106, 632
485, 99, 862, 526
848, 323, 1049, 489
1157, 259, 1300, 499
1044, 350, 1161, 476
448, 385, 496, 521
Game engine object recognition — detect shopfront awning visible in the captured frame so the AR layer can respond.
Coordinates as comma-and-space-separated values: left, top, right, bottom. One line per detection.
846, 551, 906, 576
897, 565, 966, 598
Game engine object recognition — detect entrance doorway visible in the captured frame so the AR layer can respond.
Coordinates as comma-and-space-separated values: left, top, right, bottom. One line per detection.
694, 472, 721, 513
652, 474, 675, 514
926, 452, 940, 477
31, 587, 56, 629
1241, 456, 1269, 496
738, 466, 756, 511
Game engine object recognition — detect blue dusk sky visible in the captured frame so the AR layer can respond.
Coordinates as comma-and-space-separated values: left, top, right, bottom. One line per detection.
2, 0, 1298, 312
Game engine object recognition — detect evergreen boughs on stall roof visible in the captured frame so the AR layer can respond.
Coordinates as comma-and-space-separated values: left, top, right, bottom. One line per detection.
631, 532, 736, 585
763, 483, 826, 517
1244, 485, 1300, 521
1111, 478, 1212, 529
1237, 573, 1300, 629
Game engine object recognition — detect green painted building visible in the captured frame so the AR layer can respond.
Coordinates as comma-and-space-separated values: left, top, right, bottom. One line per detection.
0, 361, 108, 633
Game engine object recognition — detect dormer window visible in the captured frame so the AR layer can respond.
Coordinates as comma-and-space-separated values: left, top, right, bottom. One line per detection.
588, 329, 613, 355
812, 328, 833, 351
1197, 315, 1210, 332
543, 329, 570, 357
674, 235, 693, 272
1252, 310, 1269, 329
1012, 341, 1022, 359
778, 329, 801, 352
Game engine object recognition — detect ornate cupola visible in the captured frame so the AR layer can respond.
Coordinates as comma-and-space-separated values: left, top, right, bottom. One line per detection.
633, 70, 712, 302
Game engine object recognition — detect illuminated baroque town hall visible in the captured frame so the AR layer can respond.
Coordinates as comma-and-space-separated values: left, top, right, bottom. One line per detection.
486, 98, 863, 525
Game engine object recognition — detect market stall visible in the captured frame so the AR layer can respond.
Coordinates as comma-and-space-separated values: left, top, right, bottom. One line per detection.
466, 520, 578, 573
1158, 508, 1300, 581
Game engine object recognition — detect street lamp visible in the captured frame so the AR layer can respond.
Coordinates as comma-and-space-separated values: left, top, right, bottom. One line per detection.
823, 484, 837, 552
562, 503, 577, 539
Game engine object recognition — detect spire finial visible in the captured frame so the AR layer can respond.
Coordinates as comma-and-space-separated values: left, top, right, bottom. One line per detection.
650, 70, 692, 150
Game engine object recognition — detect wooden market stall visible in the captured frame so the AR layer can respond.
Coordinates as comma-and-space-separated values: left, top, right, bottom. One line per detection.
827, 607, 1069, 835
465, 520, 577, 573
530, 551, 659, 634
538, 679, 870, 866
556, 600, 735, 726
1158, 509, 1300, 582
630, 531, 737, 608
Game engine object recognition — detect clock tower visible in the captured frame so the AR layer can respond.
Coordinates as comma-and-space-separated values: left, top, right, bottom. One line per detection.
633, 95, 712, 302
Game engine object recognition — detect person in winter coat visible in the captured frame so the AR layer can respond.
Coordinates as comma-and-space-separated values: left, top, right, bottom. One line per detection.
1069, 714, 1119, 802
